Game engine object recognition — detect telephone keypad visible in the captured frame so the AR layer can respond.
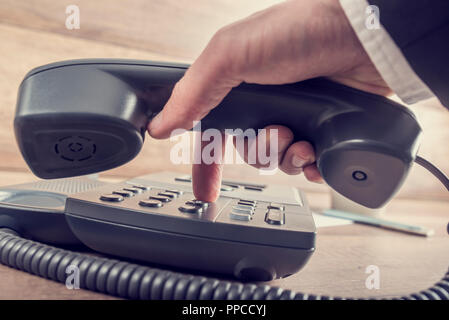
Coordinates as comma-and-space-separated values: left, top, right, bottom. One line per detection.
66, 172, 314, 281
96, 182, 307, 232
101, 185, 297, 228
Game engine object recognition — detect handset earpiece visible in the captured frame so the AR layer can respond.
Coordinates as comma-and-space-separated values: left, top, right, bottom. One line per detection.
15, 59, 422, 208
15, 60, 179, 179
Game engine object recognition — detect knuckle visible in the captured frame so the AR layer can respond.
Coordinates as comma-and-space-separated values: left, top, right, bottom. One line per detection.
210, 27, 233, 54
208, 27, 239, 74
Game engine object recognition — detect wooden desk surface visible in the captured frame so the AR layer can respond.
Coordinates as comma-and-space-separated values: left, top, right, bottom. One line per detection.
0, 171, 448, 300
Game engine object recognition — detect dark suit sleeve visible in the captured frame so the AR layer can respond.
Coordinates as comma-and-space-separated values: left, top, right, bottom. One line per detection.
368, 0, 449, 107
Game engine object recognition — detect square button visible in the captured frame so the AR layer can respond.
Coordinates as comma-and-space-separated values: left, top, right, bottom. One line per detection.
230, 212, 251, 221
265, 209, 285, 225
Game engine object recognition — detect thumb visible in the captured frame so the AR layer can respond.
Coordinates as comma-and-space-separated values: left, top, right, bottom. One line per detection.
148, 33, 242, 139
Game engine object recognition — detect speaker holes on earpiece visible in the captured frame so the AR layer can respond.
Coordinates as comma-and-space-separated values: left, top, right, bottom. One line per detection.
54, 135, 96, 162
68, 142, 83, 152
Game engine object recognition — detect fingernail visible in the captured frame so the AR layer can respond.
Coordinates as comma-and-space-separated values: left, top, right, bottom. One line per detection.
291, 155, 306, 168
148, 112, 163, 133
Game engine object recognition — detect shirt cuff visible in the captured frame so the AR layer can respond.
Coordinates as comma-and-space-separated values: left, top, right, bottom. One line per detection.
339, 0, 435, 104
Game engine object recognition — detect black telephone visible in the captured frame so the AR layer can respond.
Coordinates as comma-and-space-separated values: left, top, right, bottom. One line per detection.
0, 59, 448, 300
15, 59, 421, 208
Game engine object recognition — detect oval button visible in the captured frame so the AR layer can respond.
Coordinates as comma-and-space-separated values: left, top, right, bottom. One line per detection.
139, 199, 162, 208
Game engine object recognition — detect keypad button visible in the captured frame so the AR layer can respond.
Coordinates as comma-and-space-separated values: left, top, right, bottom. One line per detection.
112, 190, 134, 197
268, 203, 285, 211
165, 189, 183, 196
220, 185, 234, 192
175, 175, 192, 183
123, 187, 142, 194
150, 195, 171, 202
265, 209, 285, 225
100, 194, 124, 202
139, 199, 162, 208
244, 186, 263, 191
237, 201, 255, 208
179, 204, 202, 214
186, 200, 210, 209
239, 199, 257, 205
232, 205, 254, 215
222, 183, 239, 189
158, 192, 177, 199
230, 212, 251, 221
133, 185, 151, 191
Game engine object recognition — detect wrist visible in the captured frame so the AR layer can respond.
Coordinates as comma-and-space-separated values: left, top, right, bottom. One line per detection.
320, 0, 371, 74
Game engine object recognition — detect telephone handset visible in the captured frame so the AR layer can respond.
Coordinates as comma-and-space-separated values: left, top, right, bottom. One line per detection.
15, 59, 422, 208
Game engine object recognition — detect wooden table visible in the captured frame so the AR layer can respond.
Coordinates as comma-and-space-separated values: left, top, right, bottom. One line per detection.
0, 171, 447, 300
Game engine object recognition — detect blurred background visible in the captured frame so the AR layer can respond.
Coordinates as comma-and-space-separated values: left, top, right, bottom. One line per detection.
0, 0, 448, 202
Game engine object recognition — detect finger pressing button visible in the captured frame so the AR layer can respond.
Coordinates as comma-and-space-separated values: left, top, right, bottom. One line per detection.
186, 200, 210, 209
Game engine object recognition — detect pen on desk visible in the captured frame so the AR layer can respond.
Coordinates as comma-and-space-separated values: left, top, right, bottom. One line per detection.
322, 209, 434, 237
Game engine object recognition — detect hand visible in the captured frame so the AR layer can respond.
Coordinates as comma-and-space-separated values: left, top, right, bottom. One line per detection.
148, 0, 390, 202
